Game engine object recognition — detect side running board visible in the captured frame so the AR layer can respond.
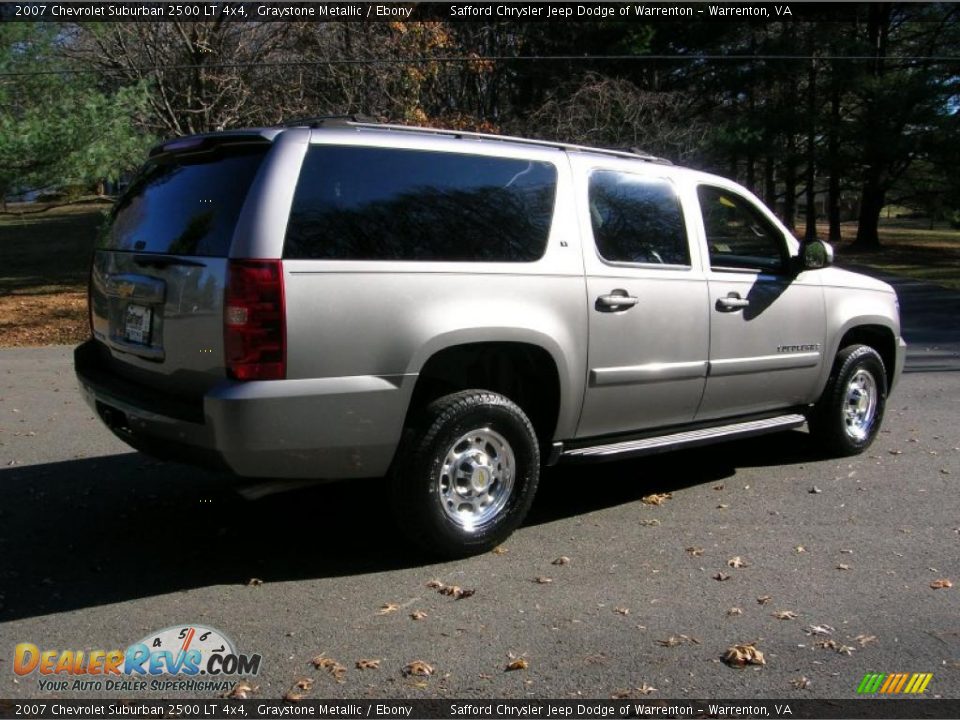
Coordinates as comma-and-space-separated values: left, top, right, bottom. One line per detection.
561, 413, 806, 462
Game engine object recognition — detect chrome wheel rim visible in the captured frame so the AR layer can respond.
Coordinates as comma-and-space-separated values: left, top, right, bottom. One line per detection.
438, 427, 515, 531
843, 369, 878, 442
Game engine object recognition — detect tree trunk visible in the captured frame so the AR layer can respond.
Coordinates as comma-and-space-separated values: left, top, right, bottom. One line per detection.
803, 51, 818, 242
783, 133, 797, 232
827, 63, 842, 243
853, 175, 884, 250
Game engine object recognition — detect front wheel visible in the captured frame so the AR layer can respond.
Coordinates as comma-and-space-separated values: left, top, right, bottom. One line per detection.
809, 344, 887, 457
391, 390, 540, 558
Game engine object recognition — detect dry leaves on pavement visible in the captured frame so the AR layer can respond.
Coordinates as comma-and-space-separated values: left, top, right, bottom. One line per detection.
403, 660, 434, 677
772, 610, 798, 620
311, 655, 346, 682
728, 556, 748, 568
410, 610, 428, 621
223, 680, 258, 699
505, 657, 529, 671
930, 579, 953, 589
642, 493, 672, 506
377, 603, 400, 615
552, 556, 571, 566
723, 642, 766, 668
355, 659, 380, 670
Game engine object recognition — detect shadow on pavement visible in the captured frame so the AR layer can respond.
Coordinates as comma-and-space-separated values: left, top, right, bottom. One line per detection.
0, 430, 816, 622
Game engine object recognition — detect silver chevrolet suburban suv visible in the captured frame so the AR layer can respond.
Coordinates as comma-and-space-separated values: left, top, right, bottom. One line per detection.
75, 119, 906, 556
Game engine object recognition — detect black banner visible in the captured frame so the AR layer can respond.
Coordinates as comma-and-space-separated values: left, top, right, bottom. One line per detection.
1, 699, 959, 720
0, 2, 871, 24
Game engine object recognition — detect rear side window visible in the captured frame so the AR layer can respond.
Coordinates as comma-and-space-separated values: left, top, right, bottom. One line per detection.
588, 171, 689, 266
100, 144, 268, 257
283, 146, 557, 262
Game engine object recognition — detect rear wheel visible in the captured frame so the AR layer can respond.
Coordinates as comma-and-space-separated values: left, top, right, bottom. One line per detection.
391, 390, 540, 558
809, 344, 887, 456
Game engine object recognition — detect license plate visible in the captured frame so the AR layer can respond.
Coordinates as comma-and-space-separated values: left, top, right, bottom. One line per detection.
124, 304, 152, 345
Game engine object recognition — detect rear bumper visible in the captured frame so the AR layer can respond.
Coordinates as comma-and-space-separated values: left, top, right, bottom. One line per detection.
75, 340, 411, 479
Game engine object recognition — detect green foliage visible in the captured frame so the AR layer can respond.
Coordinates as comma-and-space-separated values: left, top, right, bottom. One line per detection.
0, 24, 153, 199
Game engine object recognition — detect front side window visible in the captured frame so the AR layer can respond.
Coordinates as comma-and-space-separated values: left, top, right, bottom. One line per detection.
283, 146, 557, 262
588, 171, 690, 266
697, 185, 787, 272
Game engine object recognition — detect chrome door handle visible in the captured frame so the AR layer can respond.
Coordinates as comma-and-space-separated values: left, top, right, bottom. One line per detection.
716, 294, 750, 311
596, 292, 639, 311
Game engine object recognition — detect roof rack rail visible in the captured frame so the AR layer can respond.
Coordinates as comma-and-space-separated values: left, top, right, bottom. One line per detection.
280, 114, 377, 128
303, 118, 671, 164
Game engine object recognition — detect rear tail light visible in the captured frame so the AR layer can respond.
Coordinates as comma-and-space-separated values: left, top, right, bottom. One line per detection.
224, 259, 286, 380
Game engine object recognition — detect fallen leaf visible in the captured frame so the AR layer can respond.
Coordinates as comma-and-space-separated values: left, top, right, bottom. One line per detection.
837, 563, 851, 571
403, 660, 434, 677
552, 556, 571, 566
439, 585, 476, 600
888, 449, 903, 455
854, 634, 877, 646
756, 595, 772, 605
728, 556, 748, 568
410, 610, 428, 621
713, 572, 730, 581
930, 579, 953, 589
637, 682, 657, 694
794, 545, 806, 554
246, 578, 264, 587
614, 607, 630, 615
293, 678, 313, 690
283, 690, 307, 703
815, 639, 854, 655
505, 658, 529, 671
809, 486, 822, 494
377, 603, 400, 615
355, 659, 380, 670
723, 642, 766, 668
642, 493, 672, 506
713, 484, 725, 491
640, 519, 661, 527
685, 546, 705, 556
311, 655, 346, 682
223, 680, 258, 699
534, 576, 553, 584
791, 676, 811, 690
717, 503, 729, 509
773, 610, 798, 620
657, 636, 682, 647
727, 607, 743, 616
426, 579, 445, 589
805, 624, 835, 636
492, 546, 508, 555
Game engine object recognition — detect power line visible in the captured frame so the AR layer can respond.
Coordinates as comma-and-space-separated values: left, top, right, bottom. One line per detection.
3, 54, 960, 77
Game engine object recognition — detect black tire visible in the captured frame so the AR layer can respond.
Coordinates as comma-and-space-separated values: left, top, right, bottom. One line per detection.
809, 344, 887, 457
391, 390, 540, 558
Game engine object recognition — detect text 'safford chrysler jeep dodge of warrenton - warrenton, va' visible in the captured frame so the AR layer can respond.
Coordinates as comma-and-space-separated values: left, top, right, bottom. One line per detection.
76, 119, 906, 556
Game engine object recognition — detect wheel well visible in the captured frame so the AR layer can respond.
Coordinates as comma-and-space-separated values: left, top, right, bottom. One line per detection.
407, 343, 561, 445
837, 325, 896, 381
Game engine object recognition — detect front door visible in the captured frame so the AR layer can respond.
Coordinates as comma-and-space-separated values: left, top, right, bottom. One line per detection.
694, 184, 826, 421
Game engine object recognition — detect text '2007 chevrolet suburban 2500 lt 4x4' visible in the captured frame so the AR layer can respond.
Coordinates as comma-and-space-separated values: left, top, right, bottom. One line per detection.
75, 118, 906, 557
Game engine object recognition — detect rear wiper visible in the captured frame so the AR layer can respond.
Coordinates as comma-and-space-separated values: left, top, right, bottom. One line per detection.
133, 254, 207, 268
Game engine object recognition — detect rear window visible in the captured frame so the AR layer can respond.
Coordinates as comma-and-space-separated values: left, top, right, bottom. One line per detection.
283, 146, 557, 262
100, 144, 268, 257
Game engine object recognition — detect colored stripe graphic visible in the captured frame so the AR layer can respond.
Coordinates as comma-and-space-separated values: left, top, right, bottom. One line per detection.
858, 672, 932, 694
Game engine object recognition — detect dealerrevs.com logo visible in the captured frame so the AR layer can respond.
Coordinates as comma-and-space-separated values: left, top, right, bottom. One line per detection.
13, 624, 261, 693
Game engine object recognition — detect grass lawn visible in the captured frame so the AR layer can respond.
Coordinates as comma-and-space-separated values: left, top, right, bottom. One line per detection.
0, 201, 108, 346
1, 203, 958, 347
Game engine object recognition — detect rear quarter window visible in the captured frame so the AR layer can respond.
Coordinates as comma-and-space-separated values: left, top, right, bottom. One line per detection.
100, 144, 268, 257
283, 146, 557, 262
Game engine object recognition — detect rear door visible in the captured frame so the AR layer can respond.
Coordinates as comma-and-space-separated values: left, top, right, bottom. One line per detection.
90, 136, 271, 397
695, 183, 826, 420
574, 158, 710, 438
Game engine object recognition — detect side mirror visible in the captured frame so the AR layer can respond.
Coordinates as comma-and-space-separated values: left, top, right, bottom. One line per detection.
801, 240, 834, 270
